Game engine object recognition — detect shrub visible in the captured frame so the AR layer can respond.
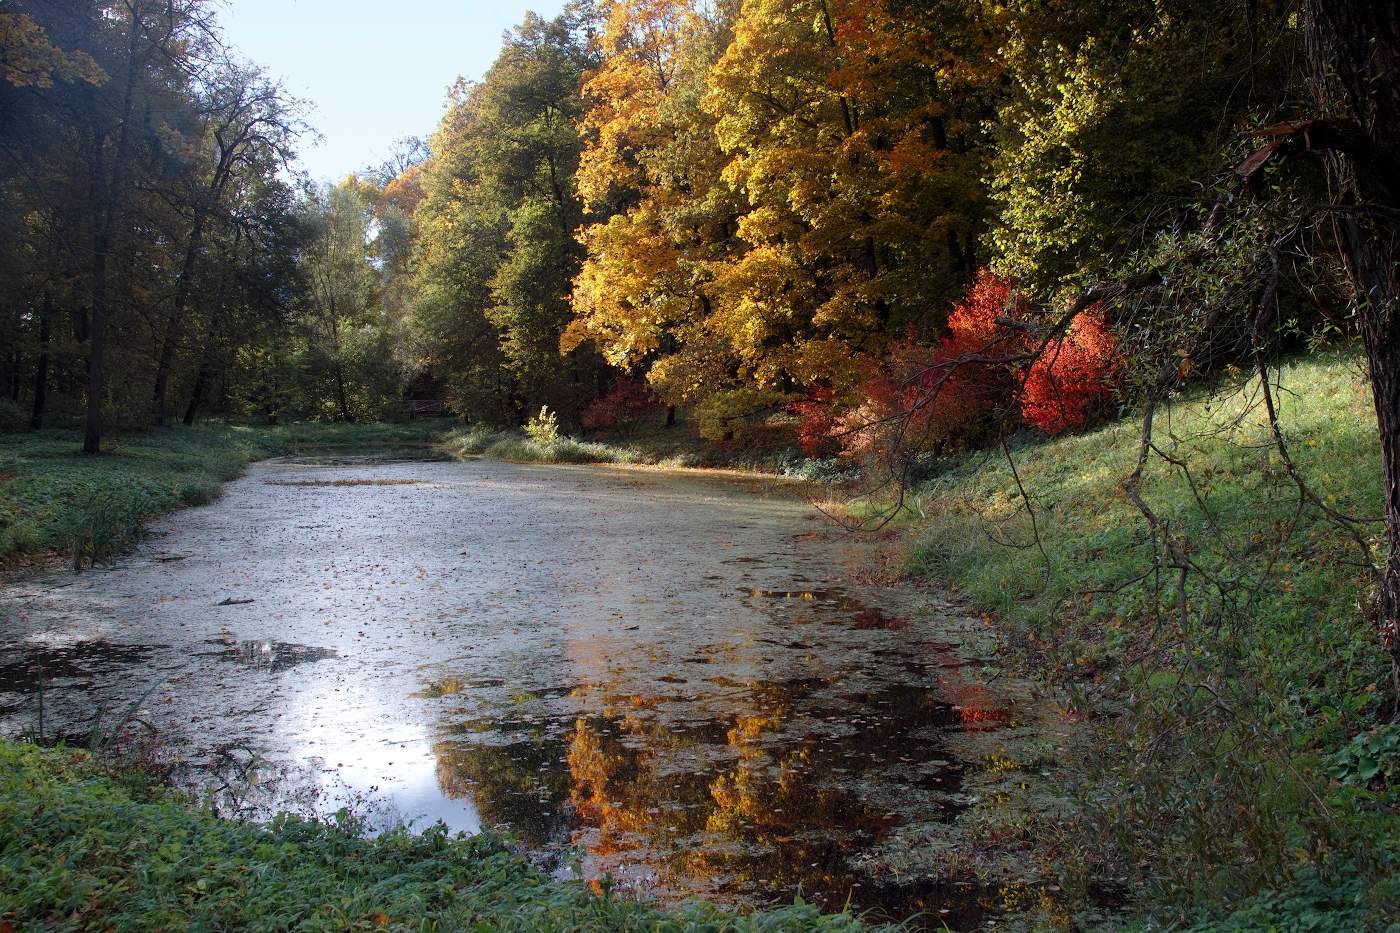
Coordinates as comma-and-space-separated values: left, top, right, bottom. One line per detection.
832, 270, 1121, 459
446, 425, 510, 456
838, 273, 1024, 460
524, 406, 560, 446
1019, 306, 1121, 434
581, 377, 656, 433
693, 387, 789, 444
787, 386, 840, 458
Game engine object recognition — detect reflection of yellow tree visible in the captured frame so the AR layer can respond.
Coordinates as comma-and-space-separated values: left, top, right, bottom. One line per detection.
565, 701, 713, 858
688, 697, 889, 906
567, 717, 652, 856
561, 682, 894, 909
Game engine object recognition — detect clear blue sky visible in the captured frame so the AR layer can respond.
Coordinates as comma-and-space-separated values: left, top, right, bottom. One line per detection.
217, 0, 568, 183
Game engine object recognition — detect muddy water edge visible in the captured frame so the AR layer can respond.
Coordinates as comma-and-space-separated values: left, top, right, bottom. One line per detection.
0, 450, 1078, 928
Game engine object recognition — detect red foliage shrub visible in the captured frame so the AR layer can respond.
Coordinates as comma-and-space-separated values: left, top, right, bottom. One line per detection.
946, 268, 1026, 345
837, 336, 1012, 458
788, 386, 838, 457
1019, 306, 1120, 434
836, 271, 1024, 457
582, 376, 656, 432
812, 270, 1121, 458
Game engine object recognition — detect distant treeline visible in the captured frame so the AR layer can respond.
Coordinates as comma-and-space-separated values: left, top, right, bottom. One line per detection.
0, 0, 1336, 451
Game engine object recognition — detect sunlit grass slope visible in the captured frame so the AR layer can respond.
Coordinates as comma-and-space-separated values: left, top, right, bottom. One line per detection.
907, 345, 1398, 925
910, 345, 1386, 720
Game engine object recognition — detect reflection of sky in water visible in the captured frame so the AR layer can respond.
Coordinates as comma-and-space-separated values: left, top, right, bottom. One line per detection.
0, 457, 1055, 926
286, 679, 481, 834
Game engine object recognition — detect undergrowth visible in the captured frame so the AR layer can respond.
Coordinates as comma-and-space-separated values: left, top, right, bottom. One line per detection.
0, 421, 450, 569
0, 740, 869, 931
444, 422, 854, 480
901, 346, 1400, 927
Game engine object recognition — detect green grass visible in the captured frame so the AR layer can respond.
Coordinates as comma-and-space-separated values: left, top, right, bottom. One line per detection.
0, 421, 452, 569
900, 345, 1400, 925
444, 420, 852, 480
0, 426, 280, 568
908, 346, 1385, 719
0, 740, 869, 932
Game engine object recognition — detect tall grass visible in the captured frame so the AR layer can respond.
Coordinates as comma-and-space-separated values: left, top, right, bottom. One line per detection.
0, 427, 282, 567
443, 423, 854, 480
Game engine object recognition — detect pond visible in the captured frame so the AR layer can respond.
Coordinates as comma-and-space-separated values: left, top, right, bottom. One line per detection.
0, 455, 1070, 926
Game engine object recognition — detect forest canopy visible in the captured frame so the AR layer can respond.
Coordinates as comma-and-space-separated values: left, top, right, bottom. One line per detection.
2, 0, 1312, 448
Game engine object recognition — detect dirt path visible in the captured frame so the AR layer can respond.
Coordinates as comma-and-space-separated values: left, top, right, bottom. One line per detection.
0, 455, 1069, 925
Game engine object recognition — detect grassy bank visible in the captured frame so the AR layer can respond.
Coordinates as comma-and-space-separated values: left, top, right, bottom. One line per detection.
0, 740, 863, 931
902, 346, 1399, 926
0, 415, 825, 573
444, 422, 851, 481
0, 421, 450, 569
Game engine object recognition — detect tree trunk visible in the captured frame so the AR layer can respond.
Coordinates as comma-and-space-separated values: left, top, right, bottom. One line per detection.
1303, 0, 1400, 708
29, 293, 52, 429
333, 363, 351, 422
153, 213, 205, 426
182, 347, 210, 425
84, 245, 109, 454
83, 3, 143, 455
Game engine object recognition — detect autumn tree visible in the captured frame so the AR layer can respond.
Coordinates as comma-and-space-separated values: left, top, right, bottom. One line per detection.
566, 0, 743, 421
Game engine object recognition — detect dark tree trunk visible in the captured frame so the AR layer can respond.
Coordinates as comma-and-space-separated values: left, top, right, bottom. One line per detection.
153, 213, 205, 426
1304, 0, 1400, 708
182, 349, 210, 425
665, 405, 676, 428
83, 4, 142, 455
84, 244, 109, 454
333, 363, 351, 422
30, 293, 52, 429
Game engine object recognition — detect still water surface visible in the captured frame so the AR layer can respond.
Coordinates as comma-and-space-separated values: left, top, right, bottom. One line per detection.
0, 454, 1061, 926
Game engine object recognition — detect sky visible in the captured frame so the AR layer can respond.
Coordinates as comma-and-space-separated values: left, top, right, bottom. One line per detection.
217, 0, 568, 184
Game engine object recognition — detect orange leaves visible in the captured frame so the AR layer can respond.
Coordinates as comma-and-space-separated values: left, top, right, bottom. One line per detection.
568, 0, 997, 435
577, 0, 695, 206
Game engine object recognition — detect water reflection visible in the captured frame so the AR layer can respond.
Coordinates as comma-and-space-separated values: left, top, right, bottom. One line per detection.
424, 662, 1011, 924
0, 640, 164, 717
199, 639, 338, 672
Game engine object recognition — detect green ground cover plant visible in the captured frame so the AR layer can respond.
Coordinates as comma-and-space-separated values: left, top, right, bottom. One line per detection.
0, 421, 450, 569
0, 740, 868, 932
901, 346, 1400, 926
